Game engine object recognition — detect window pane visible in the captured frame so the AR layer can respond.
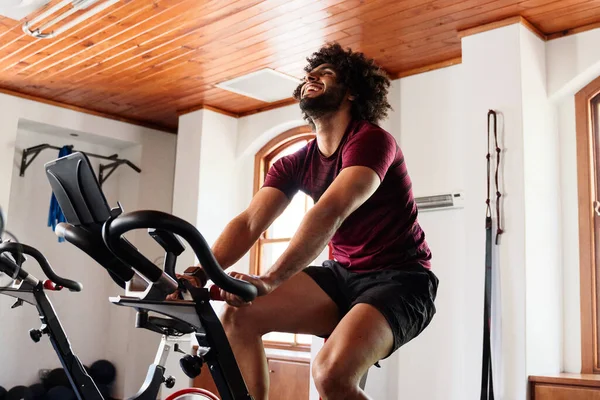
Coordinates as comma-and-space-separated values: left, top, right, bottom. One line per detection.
268, 140, 307, 169
296, 334, 312, 345
312, 245, 331, 267
257, 135, 316, 350
259, 241, 289, 275
267, 193, 307, 239
260, 241, 329, 276
306, 194, 314, 210
263, 332, 295, 343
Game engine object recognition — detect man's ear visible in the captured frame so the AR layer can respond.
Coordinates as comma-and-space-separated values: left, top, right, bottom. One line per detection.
348, 93, 356, 101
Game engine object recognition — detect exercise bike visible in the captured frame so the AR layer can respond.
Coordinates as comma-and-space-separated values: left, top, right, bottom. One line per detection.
42, 151, 257, 400
0, 240, 223, 400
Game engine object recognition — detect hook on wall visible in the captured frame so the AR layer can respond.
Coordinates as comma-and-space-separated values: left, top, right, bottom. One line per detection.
19, 143, 141, 186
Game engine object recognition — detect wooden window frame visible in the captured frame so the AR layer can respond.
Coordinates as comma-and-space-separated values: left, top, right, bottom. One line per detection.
250, 125, 314, 275
575, 75, 600, 374
250, 125, 314, 351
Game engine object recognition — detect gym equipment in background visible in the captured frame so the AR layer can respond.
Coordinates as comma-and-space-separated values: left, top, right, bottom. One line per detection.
0, 241, 214, 399
45, 151, 256, 399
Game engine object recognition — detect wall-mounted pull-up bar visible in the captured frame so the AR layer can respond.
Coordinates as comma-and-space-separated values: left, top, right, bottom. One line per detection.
20, 144, 141, 187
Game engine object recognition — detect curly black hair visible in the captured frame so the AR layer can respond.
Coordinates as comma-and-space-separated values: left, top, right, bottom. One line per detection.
293, 42, 392, 127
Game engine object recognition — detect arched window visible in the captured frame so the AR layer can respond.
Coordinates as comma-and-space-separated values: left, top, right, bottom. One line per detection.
576, 75, 600, 373
251, 126, 325, 349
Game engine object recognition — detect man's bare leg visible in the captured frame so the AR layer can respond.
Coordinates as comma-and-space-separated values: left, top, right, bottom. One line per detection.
220, 272, 340, 400
312, 303, 395, 400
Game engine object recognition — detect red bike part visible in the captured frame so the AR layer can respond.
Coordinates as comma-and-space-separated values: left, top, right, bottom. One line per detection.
209, 284, 222, 301
165, 387, 220, 400
43, 280, 63, 291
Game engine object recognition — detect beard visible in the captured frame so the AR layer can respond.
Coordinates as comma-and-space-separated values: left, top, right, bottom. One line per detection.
299, 83, 347, 121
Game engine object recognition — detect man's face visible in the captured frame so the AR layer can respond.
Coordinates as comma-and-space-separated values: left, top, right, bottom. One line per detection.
298, 63, 347, 120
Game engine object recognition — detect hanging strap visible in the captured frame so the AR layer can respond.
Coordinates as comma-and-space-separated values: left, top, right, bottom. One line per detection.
481, 215, 494, 400
482, 110, 503, 400
487, 110, 504, 243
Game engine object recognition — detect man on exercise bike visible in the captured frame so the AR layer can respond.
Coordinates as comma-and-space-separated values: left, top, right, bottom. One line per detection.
173, 42, 439, 400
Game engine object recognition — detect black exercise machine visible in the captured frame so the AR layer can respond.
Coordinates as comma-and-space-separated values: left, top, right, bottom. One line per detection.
0, 242, 177, 400
44, 152, 257, 400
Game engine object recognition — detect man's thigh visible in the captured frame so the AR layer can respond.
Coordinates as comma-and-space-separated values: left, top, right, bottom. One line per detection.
348, 265, 438, 357
312, 264, 437, 384
223, 270, 341, 337
315, 303, 394, 383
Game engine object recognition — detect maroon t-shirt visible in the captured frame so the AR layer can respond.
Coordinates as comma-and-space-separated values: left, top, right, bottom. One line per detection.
263, 120, 431, 271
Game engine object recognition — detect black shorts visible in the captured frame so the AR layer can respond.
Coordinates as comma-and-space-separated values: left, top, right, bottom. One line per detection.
303, 260, 439, 358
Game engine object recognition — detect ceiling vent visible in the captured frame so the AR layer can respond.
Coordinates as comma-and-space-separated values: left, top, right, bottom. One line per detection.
216, 68, 302, 103
0, 0, 50, 21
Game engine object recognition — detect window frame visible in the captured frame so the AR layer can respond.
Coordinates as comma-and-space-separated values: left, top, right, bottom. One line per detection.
575, 75, 600, 374
250, 125, 314, 352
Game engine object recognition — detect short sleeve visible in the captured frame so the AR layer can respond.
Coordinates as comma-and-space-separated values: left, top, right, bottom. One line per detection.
262, 151, 303, 199
341, 126, 397, 181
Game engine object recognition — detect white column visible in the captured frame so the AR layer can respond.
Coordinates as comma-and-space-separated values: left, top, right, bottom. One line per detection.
173, 108, 239, 268
462, 24, 527, 400
196, 110, 239, 251
462, 22, 562, 400
520, 28, 562, 377
173, 110, 205, 267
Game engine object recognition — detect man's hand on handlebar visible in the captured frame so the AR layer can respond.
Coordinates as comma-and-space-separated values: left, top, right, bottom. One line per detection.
165, 266, 268, 305
217, 271, 272, 307
166, 265, 207, 301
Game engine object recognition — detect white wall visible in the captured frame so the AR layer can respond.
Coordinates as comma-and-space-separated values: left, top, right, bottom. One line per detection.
396, 65, 466, 399
0, 129, 120, 388
197, 110, 239, 248
556, 97, 582, 373
462, 25, 529, 400
393, 64, 468, 400
0, 92, 177, 397
547, 28, 600, 99
172, 111, 205, 268
521, 28, 563, 376
173, 109, 239, 268
545, 27, 600, 374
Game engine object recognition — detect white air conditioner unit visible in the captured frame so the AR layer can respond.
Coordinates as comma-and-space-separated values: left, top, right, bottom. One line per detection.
415, 192, 464, 212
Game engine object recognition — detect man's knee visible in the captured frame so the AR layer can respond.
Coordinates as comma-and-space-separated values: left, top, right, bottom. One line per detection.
312, 352, 358, 399
221, 304, 264, 336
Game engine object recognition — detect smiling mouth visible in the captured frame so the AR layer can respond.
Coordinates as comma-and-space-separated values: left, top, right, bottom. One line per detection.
303, 84, 323, 97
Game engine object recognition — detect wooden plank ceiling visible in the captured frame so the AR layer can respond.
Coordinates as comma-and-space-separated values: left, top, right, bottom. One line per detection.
0, 0, 599, 133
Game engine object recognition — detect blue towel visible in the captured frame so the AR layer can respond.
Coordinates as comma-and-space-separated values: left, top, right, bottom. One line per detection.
48, 146, 72, 242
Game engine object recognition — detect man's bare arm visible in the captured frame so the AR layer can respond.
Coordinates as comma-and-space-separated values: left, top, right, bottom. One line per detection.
210, 187, 291, 270
263, 166, 381, 288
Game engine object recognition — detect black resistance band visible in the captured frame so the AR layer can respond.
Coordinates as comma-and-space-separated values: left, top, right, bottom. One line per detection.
482, 110, 503, 400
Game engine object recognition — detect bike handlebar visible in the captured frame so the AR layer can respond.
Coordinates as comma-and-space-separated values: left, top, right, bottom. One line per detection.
55, 223, 135, 285
103, 210, 257, 303
0, 242, 82, 292
0, 253, 28, 282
